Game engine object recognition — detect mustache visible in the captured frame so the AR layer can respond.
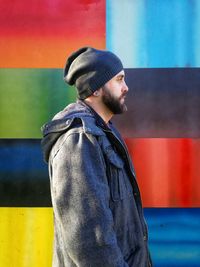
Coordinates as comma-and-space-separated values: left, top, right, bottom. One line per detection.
120, 92, 127, 100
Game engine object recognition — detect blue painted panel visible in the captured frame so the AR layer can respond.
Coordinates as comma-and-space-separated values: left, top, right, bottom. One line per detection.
0, 139, 46, 173
0, 139, 50, 207
145, 208, 200, 267
107, 0, 200, 67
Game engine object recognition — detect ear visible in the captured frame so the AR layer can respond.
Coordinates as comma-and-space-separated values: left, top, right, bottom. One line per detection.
93, 90, 99, 96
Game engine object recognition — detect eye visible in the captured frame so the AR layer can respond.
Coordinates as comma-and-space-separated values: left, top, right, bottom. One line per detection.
117, 75, 124, 81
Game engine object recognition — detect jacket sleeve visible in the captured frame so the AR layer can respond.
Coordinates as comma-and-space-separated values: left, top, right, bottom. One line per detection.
50, 131, 129, 267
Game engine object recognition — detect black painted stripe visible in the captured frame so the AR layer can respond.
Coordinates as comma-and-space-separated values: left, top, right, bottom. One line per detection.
0, 139, 51, 207
114, 68, 200, 137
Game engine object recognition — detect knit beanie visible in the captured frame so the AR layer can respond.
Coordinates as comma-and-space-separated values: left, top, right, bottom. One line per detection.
63, 47, 123, 100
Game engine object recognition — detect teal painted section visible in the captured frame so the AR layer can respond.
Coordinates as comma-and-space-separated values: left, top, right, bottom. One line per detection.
106, 0, 200, 67
0, 69, 76, 138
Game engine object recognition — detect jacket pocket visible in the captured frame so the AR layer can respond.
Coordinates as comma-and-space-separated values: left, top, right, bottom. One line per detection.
105, 148, 132, 201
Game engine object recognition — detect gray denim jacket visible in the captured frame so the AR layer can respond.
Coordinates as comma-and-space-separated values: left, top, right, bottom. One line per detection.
41, 101, 152, 267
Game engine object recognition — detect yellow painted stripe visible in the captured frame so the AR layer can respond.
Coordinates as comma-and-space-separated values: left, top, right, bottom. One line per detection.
0, 208, 53, 267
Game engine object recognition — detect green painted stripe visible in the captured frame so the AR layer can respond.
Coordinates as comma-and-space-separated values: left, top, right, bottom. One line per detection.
0, 69, 76, 138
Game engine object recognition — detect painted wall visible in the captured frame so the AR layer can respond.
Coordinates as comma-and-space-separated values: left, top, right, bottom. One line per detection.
0, 0, 200, 266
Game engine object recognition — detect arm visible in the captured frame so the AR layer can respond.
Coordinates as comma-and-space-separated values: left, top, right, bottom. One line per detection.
50, 131, 128, 267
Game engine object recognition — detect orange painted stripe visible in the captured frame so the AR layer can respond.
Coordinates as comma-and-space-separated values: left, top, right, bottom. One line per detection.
0, 35, 105, 68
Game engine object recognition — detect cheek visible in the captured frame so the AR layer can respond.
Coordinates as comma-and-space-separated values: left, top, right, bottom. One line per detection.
112, 83, 122, 96
106, 82, 122, 98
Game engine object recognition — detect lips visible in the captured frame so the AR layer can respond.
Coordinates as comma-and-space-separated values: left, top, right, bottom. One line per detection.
120, 93, 127, 101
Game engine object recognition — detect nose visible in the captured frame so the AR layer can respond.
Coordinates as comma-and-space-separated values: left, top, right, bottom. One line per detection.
122, 81, 129, 93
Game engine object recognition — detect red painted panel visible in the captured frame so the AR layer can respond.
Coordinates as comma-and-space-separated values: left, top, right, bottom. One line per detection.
125, 138, 200, 207
0, 0, 105, 68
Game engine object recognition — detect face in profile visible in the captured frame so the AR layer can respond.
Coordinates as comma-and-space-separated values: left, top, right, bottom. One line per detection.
101, 70, 129, 114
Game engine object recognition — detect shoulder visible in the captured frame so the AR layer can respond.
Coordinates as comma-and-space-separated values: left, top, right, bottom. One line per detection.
64, 116, 106, 137
49, 116, 106, 161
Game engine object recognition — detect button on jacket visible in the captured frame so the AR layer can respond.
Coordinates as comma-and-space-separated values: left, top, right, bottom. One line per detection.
41, 101, 152, 267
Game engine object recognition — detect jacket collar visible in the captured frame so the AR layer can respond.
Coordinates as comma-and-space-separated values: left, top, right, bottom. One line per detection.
79, 100, 112, 132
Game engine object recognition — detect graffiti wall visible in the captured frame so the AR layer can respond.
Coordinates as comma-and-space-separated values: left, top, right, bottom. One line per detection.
0, 0, 200, 266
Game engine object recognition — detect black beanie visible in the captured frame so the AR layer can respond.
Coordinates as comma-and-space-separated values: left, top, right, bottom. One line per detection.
63, 47, 123, 100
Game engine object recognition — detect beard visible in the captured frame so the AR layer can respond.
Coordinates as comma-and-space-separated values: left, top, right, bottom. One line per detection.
101, 85, 128, 114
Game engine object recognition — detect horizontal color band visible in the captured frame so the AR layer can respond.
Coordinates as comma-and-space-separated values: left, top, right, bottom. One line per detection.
0, 139, 200, 207
0, 207, 199, 267
1, 68, 200, 138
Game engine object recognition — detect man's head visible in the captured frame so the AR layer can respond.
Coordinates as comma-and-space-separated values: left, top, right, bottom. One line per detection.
64, 47, 128, 120
63, 47, 124, 100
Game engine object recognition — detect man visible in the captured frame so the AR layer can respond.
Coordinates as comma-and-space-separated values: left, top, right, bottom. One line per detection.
41, 47, 152, 267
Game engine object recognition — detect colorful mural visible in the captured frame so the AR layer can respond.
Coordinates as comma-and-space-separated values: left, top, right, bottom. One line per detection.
0, 0, 200, 266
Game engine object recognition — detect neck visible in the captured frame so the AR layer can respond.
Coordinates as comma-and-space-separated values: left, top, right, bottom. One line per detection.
84, 98, 113, 124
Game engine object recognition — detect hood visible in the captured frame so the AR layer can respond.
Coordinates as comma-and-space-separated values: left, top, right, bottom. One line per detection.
41, 101, 95, 163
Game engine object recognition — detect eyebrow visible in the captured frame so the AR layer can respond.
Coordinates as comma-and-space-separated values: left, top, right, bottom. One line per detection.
117, 74, 125, 79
